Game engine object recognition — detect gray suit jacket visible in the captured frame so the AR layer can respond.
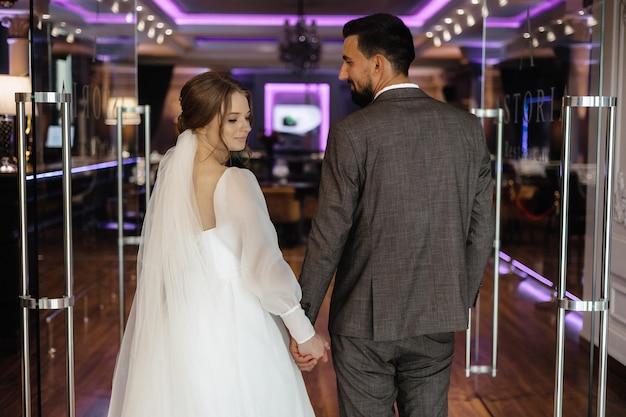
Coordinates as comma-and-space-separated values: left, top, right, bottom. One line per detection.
299, 87, 494, 341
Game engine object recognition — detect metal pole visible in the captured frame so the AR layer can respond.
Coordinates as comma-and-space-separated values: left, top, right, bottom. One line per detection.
144, 106, 152, 207
492, 108, 503, 377
116, 106, 125, 342
60, 98, 76, 417
597, 103, 617, 417
16, 94, 31, 417
554, 96, 616, 417
117, 105, 151, 342
16, 92, 75, 417
466, 108, 503, 377
465, 307, 472, 377
553, 99, 572, 417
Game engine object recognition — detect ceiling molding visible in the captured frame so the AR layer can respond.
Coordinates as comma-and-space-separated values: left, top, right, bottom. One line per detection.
1, 0, 596, 73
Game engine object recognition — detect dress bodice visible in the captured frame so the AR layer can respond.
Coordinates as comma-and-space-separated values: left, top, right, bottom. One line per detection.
200, 228, 241, 281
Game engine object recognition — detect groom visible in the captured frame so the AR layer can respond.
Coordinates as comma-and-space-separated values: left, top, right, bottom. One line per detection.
291, 13, 494, 417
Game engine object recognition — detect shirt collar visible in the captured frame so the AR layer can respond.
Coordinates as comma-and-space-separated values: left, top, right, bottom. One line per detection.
374, 83, 420, 101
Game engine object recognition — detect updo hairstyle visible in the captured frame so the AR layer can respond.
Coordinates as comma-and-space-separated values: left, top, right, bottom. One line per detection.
177, 71, 253, 137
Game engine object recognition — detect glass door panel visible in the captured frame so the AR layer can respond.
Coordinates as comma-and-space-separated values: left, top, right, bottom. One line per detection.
472, 0, 603, 301
6, 1, 139, 415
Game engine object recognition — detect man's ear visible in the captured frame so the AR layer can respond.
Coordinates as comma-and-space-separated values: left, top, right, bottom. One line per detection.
373, 54, 384, 72
374, 54, 393, 76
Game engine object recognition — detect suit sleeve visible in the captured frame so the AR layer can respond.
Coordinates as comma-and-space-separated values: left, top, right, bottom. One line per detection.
298, 122, 361, 324
466, 121, 495, 307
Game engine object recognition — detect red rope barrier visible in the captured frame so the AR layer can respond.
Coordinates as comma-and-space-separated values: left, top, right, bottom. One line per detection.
513, 197, 555, 221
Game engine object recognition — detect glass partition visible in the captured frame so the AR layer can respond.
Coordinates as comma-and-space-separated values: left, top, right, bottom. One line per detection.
1, 1, 140, 415
463, 0, 605, 302
451, 0, 617, 414
0, 0, 621, 415
30, 1, 139, 168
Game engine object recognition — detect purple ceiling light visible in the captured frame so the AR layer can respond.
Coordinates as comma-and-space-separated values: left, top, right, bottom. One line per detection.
153, 0, 453, 27
47, 0, 567, 38
45, 0, 456, 34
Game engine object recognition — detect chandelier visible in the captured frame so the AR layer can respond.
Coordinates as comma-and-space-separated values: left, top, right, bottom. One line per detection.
0, 0, 17, 8
279, 0, 321, 74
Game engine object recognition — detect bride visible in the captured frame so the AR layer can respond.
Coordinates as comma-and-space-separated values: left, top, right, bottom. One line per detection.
107, 71, 329, 417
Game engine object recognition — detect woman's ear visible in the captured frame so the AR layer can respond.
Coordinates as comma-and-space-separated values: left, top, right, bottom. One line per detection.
195, 125, 207, 135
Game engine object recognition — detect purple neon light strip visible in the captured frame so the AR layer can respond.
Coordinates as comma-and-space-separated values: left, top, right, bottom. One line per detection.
458, 40, 507, 49
500, 252, 581, 301
565, 310, 583, 333
517, 279, 554, 303
499, 251, 512, 262
154, 0, 452, 27
26, 158, 138, 181
48, 0, 565, 34
511, 261, 583, 333
196, 37, 281, 44
264, 83, 330, 152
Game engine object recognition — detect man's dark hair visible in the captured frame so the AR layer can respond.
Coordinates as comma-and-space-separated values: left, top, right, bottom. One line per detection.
342, 13, 415, 76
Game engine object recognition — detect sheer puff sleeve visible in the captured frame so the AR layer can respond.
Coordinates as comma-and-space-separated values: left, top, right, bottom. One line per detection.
214, 167, 315, 344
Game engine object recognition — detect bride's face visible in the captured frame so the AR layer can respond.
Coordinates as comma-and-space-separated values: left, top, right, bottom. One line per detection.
200, 92, 252, 156
222, 92, 252, 152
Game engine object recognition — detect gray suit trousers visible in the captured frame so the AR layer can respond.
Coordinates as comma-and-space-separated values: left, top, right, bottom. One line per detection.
331, 332, 455, 417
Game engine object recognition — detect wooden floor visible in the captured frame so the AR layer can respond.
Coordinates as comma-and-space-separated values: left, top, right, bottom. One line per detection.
1, 223, 625, 417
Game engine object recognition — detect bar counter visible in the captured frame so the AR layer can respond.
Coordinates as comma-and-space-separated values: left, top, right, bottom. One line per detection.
0, 156, 142, 350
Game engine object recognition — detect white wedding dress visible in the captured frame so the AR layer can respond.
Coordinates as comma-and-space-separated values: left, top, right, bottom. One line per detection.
107, 130, 316, 417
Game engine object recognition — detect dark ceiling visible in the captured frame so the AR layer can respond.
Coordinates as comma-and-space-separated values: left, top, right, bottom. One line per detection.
170, 0, 429, 15
1, 0, 595, 72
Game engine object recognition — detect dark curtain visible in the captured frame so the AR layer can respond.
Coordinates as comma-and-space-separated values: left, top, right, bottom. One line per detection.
0, 26, 8, 74
138, 64, 174, 153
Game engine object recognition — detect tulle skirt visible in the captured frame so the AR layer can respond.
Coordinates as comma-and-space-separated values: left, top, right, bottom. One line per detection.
107, 264, 315, 417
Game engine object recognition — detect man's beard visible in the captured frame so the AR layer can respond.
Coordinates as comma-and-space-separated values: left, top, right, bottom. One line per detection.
349, 82, 375, 107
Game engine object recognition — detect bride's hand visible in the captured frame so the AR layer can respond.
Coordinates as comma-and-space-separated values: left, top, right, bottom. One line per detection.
289, 337, 318, 372
297, 332, 330, 362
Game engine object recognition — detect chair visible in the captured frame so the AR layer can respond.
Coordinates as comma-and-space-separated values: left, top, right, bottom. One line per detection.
262, 186, 302, 247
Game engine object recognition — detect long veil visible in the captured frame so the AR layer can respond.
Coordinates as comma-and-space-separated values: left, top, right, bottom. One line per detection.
107, 129, 221, 416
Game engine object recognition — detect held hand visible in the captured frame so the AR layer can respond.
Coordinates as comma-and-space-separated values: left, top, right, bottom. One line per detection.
289, 334, 330, 372
298, 333, 330, 362
298, 332, 329, 362
289, 337, 318, 372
